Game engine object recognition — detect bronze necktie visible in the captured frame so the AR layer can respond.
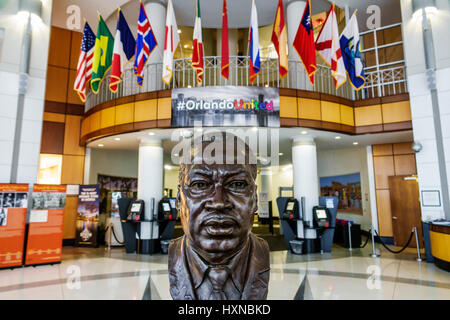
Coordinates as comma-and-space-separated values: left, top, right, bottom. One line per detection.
207, 267, 229, 300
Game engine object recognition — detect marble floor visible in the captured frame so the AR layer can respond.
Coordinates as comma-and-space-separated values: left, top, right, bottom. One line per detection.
0, 244, 449, 300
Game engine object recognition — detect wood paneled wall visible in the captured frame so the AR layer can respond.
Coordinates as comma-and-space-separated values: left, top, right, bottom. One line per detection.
41, 26, 86, 240
372, 142, 417, 237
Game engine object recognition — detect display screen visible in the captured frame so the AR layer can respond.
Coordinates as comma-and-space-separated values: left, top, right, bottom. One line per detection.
316, 209, 327, 219
162, 203, 171, 212
131, 203, 141, 213
169, 198, 176, 209
286, 202, 295, 211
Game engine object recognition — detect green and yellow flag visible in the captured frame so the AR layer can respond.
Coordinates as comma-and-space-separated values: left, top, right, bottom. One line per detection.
91, 14, 114, 94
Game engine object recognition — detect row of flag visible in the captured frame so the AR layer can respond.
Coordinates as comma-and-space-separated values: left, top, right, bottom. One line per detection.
74, 0, 365, 103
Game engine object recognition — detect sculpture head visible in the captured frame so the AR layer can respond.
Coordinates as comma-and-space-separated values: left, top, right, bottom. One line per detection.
177, 133, 258, 264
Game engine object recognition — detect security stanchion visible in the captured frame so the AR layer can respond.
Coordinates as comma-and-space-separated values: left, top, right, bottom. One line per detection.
370, 225, 380, 258
348, 222, 352, 251
108, 221, 112, 252
414, 227, 423, 262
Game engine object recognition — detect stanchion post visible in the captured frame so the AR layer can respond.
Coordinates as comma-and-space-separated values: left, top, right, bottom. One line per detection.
348, 222, 353, 251
108, 221, 112, 252
370, 225, 380, 258
414, 227, 422, 262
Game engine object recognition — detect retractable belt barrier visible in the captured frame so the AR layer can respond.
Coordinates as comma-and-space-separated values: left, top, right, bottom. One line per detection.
106, 224, 125, 245
374, 229, 414, 254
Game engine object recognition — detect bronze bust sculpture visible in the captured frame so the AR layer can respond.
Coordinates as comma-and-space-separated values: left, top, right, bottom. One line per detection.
168, 135, 270, 300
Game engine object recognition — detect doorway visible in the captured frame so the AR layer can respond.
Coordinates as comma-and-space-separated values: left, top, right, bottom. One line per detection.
388, 176, 423, 248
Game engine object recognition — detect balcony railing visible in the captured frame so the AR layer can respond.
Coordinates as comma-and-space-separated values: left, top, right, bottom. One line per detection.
85, 55, 408, 112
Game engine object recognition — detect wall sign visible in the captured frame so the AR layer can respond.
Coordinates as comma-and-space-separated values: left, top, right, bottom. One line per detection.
171, 86, 280, 128
421, 190, 441, 207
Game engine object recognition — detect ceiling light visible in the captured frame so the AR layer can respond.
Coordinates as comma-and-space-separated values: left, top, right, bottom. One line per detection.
148, 132, 155, 136
279, 152, 284, 156
98, 144, 104, 147
353, 142, 359, 145
301, 131, 308, 135
114, 138, 120, 141
252, 127, 258, 131
335, 136, 341, 140
177, 29, 182, 34
164, 165, 172, 170
184, 44, 189, 49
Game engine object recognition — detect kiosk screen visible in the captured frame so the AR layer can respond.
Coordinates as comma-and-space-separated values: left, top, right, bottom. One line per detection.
286, 202, 295, 211
162, 203, 171, 212
169, 198, 176, 209
316, 209, 327, 219
130, 203, 141, 213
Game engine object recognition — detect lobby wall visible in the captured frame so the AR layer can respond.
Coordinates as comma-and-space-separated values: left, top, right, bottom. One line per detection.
87, 149, 138, 185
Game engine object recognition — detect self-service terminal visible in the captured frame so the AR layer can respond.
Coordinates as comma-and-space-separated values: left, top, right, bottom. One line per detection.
127, 199, 145, 222
277, 196, 338, 255
158, 197, 178, 242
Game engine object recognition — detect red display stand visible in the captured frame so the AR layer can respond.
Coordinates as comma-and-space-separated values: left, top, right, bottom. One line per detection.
0, 184, 29, 269
24, 185, 66, 266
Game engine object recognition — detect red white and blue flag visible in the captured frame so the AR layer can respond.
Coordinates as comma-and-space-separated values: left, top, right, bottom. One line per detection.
134, 2, 158, 87
110, 9, 136, 93
191, 0, 204, 85
248, 0, 261, 83
74, 21, 96, 102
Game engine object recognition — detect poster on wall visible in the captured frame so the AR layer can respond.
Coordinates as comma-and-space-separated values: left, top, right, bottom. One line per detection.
258, 193, 270, 219
0, 184, 29, 268
171, 86, 280, 128
320, 173, 363, 215
25, 185, 67, 266
75, 185, 100, 247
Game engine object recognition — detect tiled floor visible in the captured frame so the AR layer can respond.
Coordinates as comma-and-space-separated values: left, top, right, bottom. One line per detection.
0, 244, 448, 300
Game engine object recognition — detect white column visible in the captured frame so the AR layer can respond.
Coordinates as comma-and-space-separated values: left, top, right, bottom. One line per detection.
138, 138, 164, 239
260, 167, 272, 202
286, 0, 310, 90
143, 0, 167, 90
83, 147, 91, 184
292, 136, 319, 238
366, 146, 379, 232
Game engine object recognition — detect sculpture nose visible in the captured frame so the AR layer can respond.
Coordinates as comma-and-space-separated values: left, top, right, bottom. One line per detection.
205, 185, 232, 211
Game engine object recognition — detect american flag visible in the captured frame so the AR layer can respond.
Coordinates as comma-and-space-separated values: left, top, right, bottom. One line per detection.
134, 2, 157, 87
74, 22, 96, 102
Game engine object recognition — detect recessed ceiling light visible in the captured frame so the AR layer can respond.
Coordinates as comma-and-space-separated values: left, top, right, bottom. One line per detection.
301, 131, 308, 135
114, 138, 120, 141
177, 29, 181, 34
279, 152, 284, 156
98, 144, 104, 147
184, 44, 189, 49
252, 127, 258, 131
148, 132, 155, 136
164, 165, 172, 170
335, 136, 341, 140
353, 142, 359, 145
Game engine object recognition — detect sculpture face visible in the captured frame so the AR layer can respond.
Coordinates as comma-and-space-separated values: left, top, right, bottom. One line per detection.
178, 162, 257, 258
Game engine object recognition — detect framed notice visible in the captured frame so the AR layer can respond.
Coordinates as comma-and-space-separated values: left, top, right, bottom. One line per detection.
25, 185, 66, 266
0, 184, 29, 269
421, 190, 441, 207
258, 193, 270, 219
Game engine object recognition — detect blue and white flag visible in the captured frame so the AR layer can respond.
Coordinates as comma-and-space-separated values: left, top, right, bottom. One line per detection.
248, 0, 260, 83
340, 12, 365, 90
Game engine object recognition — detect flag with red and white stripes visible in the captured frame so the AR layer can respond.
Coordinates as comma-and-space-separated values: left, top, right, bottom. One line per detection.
74, 22, 96, 102
134, 1, 158, 87
315, 3, 347, 89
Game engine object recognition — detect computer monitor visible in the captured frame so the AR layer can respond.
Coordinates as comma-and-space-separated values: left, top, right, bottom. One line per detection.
162, 202, 171, 212
286, 201, 295, 211
169, 198, 177, 210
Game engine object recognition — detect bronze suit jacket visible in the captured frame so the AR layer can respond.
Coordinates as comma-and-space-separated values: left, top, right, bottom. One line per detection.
168, 233, 270, 300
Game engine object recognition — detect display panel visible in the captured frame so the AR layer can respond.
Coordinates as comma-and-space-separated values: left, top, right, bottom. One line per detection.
25, 185, 66, 266
286, 201, 295, 211
316, 209, 327, 219
169, 198, 176, 209
0, 184, 29, 268
131, 203, 142, 212
75, 185, 100, 247
163, 203, 171, 212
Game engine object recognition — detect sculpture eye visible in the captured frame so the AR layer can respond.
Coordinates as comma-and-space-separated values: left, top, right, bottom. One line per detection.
227, 181, 248, 191
190, 181, 210, 191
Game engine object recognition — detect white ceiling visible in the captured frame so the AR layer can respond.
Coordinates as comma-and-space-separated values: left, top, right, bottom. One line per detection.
87, 127, 414, 166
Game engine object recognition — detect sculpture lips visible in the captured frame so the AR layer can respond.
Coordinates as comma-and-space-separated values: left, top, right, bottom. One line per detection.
203, 217, 236, 236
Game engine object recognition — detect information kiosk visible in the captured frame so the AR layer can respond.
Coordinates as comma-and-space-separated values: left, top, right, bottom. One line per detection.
158, 198, 178, 253
118, 198, 138, 253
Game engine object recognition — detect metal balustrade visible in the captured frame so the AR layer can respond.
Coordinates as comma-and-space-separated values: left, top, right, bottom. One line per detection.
85, 55, 408, 112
